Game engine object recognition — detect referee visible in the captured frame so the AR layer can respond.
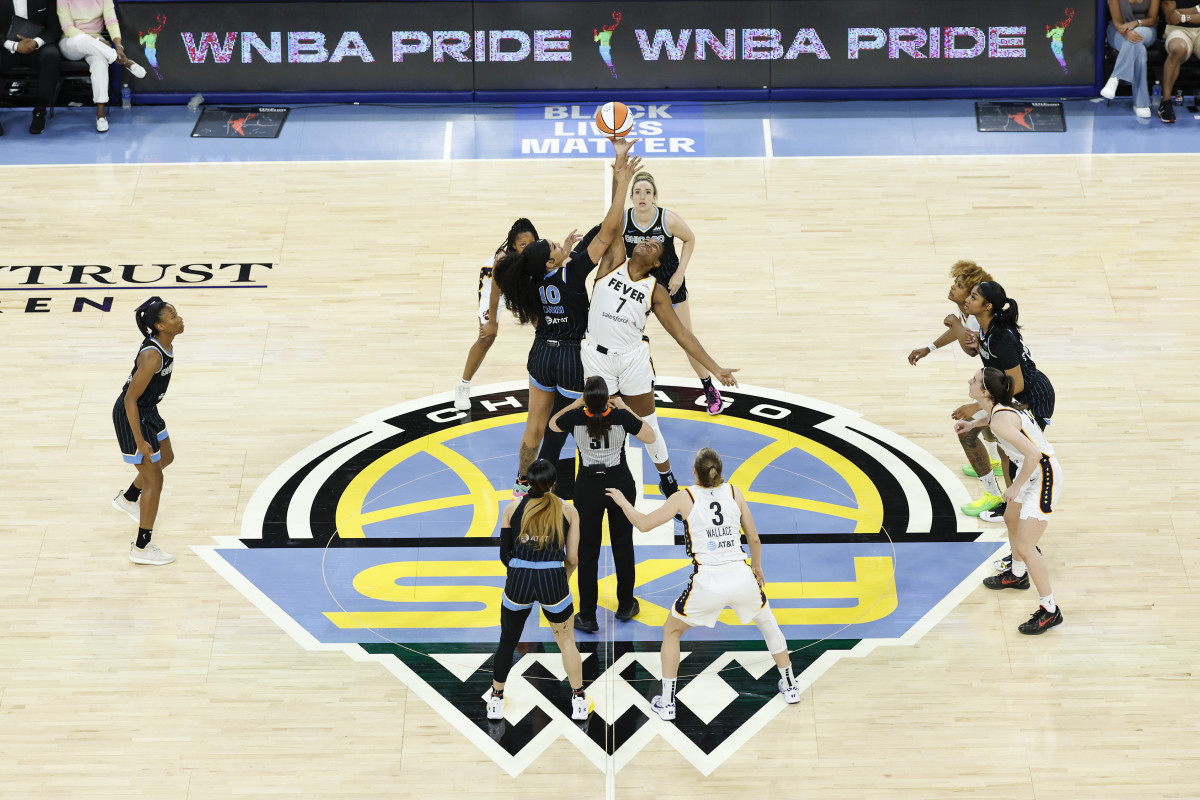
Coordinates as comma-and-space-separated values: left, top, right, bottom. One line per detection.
549, 376, 657, 632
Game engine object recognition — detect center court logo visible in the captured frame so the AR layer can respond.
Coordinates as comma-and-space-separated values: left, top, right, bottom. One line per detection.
195, 380, 1003, 776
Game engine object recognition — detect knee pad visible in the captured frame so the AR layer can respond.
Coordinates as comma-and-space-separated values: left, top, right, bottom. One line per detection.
642, 412, 670, 464
752, 606, 788, 655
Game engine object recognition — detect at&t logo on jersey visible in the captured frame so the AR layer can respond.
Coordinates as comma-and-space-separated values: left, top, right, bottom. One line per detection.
193, 381, 1004, 776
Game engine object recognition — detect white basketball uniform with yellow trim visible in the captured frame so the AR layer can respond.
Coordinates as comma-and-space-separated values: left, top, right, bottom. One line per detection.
582, 264, 658, 395
477, 256, 505, 325
990, 404, 1063, 522
672, 483, 768, 628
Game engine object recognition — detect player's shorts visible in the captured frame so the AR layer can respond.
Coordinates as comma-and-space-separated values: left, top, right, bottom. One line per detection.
672, 561, 767, 627
112, 398, 168, 464
527, 338, 584, 398
581, 338, 655, 397
502, 560, 574, 623
651, 259, 688, 305
1166, 25, 1200, 57
477, 276, 504, 325
1012, 454, 1063, 522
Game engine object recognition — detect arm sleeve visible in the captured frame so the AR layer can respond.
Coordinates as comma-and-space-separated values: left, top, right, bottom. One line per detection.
989, 330, 1024, 371
56, 1, 82, 38
499, 526, 513, 567
616, 409, 643, 436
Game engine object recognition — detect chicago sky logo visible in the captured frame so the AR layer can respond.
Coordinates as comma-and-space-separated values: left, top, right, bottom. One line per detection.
194, 380, 1003, 775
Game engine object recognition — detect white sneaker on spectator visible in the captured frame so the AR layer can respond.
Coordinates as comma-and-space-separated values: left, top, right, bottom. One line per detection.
778, 678, 801, 704
1135, 106, 1151, 118
96, 116, 109, 132
453, 382, 471, 411
125, 60, 147, 79
112, 491, 140, 523
1100, 77, 1119, 100
129, 542, 174, 566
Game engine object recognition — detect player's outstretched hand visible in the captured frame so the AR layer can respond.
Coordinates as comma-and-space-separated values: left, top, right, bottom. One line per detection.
908, 347, 929, 366
612, 137, 638, 162
714, 367, 740, 387
562, 228, 581, 252
605, 487, 632, 509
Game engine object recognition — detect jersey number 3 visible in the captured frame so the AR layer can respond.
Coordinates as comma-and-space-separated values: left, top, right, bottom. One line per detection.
710, 501, 724, 526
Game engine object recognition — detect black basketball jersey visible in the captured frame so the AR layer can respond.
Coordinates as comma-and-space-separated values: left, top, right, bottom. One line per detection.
535, 225, 600, 343
622, 207, 679, 267
121, 337, 174, 408
979, 325, 1040, 386
508, 496, 569, 564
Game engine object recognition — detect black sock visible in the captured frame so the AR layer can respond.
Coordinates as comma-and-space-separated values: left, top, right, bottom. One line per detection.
572, 686, 586, 697
136, 528, 152, 549
492, 687, 504, 698
701, 376, 713, 389
124, 483, 142, 502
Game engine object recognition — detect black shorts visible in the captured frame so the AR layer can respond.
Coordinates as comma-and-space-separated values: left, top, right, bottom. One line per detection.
112, 397, 167, 464
502, 563, 574, 622
528, 338, 584, 398
650, 261, 688, 305
1016, 372, 1055, 427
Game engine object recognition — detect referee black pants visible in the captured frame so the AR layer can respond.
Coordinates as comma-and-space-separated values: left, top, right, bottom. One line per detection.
573, 464, 636, 619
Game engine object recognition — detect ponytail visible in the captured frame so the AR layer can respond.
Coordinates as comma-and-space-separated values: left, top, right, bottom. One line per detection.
495, 217, 539, 257
693, 447, 724, 488
982, 367, 1027, 411
582, 376, 613, 442
134, 296, 167, 338
519, 460, 564, 550
977, 281, 1021, 337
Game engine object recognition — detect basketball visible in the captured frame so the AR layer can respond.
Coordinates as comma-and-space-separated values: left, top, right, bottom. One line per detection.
594, 101, 635, 139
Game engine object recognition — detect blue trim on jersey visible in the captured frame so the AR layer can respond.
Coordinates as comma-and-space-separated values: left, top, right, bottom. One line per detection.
123, 450, 163, 465
156, 428, 169, 442
543, 593, 573, 614
529, 374, 555, 393
508, 558, 564, 570
501, 592, 533, 611
556, 386, 582, 399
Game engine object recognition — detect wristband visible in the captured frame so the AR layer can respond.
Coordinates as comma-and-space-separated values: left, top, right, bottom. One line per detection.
927, 342, 938, 353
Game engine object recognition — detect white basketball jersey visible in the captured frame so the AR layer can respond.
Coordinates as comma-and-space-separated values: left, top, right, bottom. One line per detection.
588, 265, 656, 350
990, 404, 1055, 466
683, 483, 747, 566
961, 310, 981, 335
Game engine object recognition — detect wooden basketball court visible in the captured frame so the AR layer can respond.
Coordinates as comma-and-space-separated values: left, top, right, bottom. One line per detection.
1, 151, 1195, 798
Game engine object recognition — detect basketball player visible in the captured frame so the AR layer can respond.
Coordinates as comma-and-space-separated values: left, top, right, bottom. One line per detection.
955, 368, 1064, 635
958, 281, 1056, 526
111, 297, 183, 566
487, 460, 593, 721
609, 170, 726, 415
907, 260, 1007, 520
493, 139, 642, 496
549, 377, 657, 630
584, 231, 738, 499
606, 448, 801, 720
454, 218, 540, 411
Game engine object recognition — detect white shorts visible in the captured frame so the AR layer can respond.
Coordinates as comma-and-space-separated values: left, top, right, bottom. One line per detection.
478, 276, 501, 324
581, 339, 655, 396
1013, 455, 1062, 522
672, 561, 766, 627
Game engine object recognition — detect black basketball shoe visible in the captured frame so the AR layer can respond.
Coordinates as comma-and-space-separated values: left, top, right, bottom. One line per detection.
982, 570, 1030, 590
1018, 605, 1063, 635
1158, 100, 1176, 123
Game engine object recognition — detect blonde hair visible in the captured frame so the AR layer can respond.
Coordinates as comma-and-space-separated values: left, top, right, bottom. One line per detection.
693, 447, 724, 488
519, 459, 564, 550
630, 171, 658, 199
949, 260, 993, 291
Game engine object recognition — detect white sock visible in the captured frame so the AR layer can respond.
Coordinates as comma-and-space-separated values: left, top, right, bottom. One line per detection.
460, 378, 470, 387
661, 677, 677, 704
1011, 559, 1027, 578
983, 438, 999, 463
1040, 594, 1056, 613
980, 473, 1001, 496
778, 665, 795, 688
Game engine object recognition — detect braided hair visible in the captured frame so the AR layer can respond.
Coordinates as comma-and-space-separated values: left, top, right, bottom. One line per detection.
495, 218, 539, 259
135, 296, 168, 338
